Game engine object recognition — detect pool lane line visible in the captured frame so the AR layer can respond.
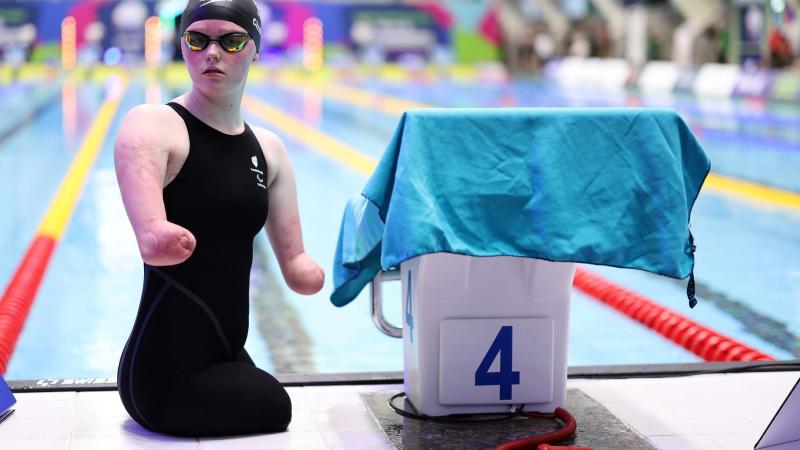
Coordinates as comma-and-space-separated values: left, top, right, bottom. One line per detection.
277, 80, 800, 213
244, 90, 777, 361
0, 84, 63, 148
242, 94, 377, 177
251, 238, 316, 373
703, 173, 800, 212
0, 74, 129, 375
275, 78, 429, 117
667, 276, 800, 357
692, 126, 800, 150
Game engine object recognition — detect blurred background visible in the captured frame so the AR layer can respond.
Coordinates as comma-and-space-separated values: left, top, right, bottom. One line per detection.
0, 0, 797, 383
0, 0, 798, 86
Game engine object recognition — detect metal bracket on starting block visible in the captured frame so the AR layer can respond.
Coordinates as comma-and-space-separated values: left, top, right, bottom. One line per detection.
371, 269, 402, 338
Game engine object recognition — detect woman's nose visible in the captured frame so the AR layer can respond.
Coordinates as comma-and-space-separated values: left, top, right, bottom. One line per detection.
205, 41, 222, 60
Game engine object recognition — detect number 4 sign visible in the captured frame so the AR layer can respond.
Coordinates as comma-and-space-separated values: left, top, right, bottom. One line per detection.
439, 318, 555, 405
475, 326, 520, 400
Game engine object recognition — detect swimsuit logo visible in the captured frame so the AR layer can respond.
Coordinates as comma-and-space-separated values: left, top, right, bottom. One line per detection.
250, 157, 266, 190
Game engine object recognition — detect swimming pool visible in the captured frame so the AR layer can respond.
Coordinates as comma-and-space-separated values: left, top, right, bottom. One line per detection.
2, 69, 798, 380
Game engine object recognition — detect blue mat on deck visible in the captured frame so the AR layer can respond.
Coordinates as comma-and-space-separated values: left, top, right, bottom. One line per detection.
0, 375, 15, 424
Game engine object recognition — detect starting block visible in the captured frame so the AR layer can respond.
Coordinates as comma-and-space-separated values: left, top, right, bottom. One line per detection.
373, 253, 576, 416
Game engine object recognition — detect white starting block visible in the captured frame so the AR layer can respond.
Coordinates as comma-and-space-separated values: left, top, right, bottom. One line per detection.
372, 253, 576, 416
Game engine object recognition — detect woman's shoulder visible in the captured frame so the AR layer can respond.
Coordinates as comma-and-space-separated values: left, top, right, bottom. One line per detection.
249, 125, 289, 161
115, 104, 190, 166
121, 103, 183, 129
249, 125, 283, 149
116, 103, 187, 147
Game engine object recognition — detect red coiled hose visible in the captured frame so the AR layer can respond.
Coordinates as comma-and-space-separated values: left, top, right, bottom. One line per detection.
494, 407, 581, 450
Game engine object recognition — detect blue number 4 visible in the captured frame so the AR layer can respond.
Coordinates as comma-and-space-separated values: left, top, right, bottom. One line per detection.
475, 326, 520, 400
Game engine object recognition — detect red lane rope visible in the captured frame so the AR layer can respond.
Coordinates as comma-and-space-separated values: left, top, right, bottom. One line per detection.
0, 77, 126, 375
573, 267, 774, 362
0, 237, 56, 374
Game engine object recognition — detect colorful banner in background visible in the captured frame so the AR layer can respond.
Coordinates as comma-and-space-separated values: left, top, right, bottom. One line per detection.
0, 0, 500, 66
0, 1, 796, 101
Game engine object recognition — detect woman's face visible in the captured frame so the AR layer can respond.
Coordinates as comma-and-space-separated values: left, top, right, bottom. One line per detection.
181, 19, 257, 95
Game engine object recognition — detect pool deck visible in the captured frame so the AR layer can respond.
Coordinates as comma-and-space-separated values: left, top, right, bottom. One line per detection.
0, 364, 797, 449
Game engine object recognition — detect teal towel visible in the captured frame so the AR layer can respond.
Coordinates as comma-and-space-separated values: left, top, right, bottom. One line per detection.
332, 108, 710, 307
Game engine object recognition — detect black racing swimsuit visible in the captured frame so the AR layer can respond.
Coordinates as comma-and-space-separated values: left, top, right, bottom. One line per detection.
117, 102, 290, 437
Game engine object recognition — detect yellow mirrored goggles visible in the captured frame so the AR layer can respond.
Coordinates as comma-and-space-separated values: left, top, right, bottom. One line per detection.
183, 31, 251, 53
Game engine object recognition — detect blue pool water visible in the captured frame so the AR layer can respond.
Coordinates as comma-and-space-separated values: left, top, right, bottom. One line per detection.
2, 73, 798, 380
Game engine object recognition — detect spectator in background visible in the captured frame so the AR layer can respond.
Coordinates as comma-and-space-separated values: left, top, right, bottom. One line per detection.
590, 17, 611, 58
495, 0, 528, 73
77, 22, 104, 72
517, 24, 536, 72
696, 23, 720, 65
533, 23, 555, 68
647, 32, 662, 61
785, 14, 800, 64
4, 24, 36, 80
713, 17, 729, 63
768, 26, 793, 67
568, 29, 591, 58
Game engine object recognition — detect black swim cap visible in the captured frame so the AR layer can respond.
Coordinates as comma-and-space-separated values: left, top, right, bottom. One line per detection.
180, 0, 262, 51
